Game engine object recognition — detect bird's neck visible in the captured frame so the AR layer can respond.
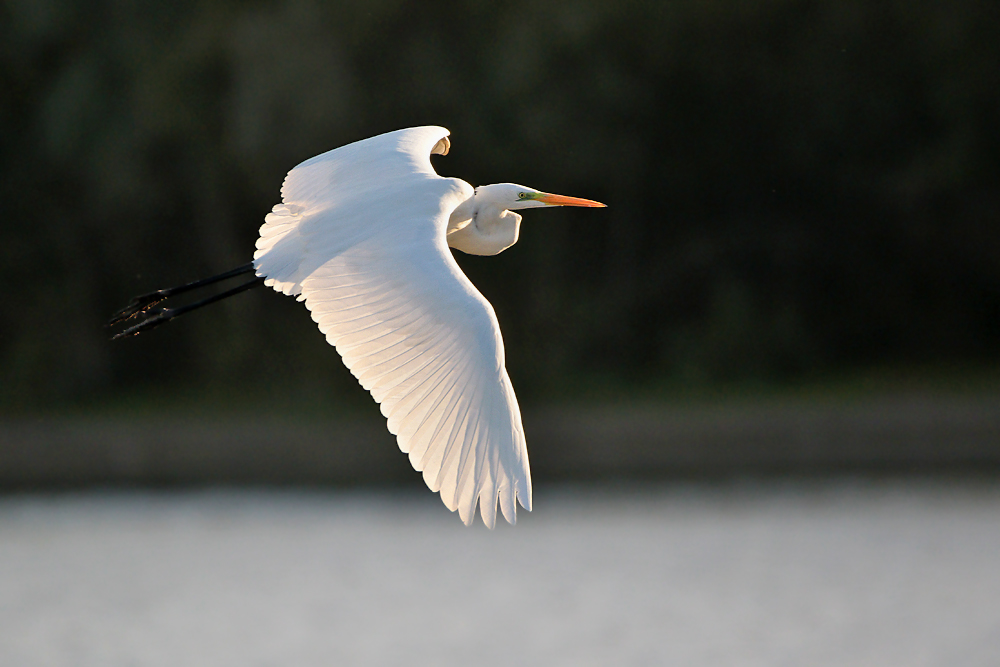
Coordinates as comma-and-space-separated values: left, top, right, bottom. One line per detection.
446, 194, 521, 256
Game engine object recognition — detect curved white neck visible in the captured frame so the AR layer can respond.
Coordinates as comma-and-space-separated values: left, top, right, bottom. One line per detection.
446, 192, 522, 256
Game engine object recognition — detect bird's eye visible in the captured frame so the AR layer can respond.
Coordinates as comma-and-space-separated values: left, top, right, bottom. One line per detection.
518, 192, 527, 199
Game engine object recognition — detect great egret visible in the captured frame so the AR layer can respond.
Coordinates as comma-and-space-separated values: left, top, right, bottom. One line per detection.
109, 126, 605, 527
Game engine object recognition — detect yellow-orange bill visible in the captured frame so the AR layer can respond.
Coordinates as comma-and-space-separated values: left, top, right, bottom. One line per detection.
538, 193, 607, 207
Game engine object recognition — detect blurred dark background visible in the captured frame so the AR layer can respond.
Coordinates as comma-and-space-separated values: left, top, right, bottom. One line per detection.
1, 0, 998, 450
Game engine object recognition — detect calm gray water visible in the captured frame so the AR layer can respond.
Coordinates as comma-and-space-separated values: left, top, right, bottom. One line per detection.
1, 480, 998, 666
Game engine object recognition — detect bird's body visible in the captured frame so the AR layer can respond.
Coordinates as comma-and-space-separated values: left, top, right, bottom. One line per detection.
111, 126, 604, 527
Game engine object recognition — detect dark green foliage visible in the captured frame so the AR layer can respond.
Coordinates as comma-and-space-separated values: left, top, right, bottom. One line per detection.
2, 0, 998, 409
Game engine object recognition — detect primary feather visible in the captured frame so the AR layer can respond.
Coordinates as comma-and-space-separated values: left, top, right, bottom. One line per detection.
252, 127, 532, 527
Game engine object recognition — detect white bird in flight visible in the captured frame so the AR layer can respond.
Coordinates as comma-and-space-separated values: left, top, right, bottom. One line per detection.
110, 126, 605, 527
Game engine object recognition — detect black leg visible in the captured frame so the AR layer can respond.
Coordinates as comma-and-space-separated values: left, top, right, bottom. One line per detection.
111, 276, 265, 339
108, 262, 256, 327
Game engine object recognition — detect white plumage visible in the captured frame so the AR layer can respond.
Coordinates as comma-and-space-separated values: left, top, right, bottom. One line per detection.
238, 126, 601, 526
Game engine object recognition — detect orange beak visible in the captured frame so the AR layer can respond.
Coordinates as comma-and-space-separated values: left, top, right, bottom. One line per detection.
537, 193, 607, 207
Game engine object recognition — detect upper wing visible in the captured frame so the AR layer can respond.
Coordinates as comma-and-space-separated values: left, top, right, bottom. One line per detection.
254, 126, 452, 298
253, 127, 531, 527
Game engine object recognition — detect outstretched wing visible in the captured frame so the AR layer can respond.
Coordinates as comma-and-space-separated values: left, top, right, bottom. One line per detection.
253, 127, 531, 527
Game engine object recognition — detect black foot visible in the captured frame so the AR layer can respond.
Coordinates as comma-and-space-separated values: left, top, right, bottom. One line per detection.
109, 307, 178, 340
107, 291, 169, 327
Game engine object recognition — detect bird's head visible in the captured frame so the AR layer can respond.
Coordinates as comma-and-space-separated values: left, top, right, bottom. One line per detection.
476, 183, 606, 211
450, 183, 605, 256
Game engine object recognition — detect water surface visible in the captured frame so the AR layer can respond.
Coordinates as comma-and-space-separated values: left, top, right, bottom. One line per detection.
1, 480, 998, 666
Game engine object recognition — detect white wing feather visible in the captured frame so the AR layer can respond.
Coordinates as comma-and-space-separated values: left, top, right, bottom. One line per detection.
252, 127, 531, 527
